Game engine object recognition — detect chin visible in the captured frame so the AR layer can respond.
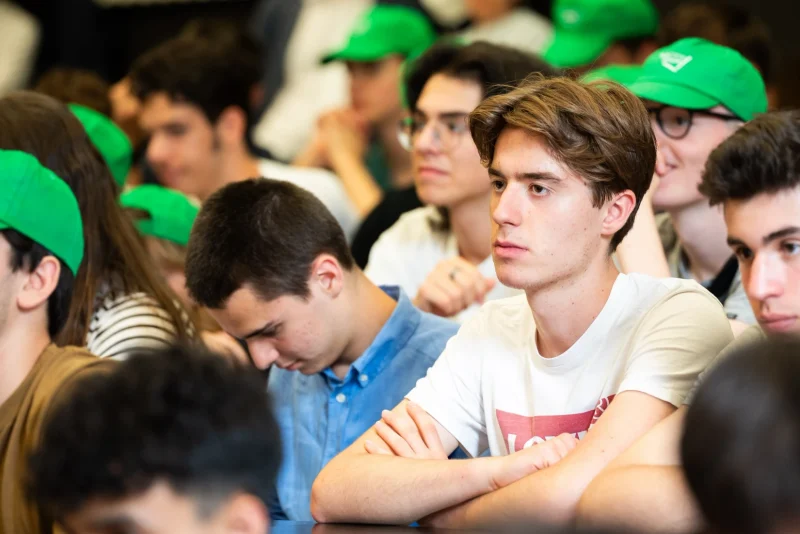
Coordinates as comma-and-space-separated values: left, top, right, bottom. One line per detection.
495, 265, 533, 291
416, 185, 456, 208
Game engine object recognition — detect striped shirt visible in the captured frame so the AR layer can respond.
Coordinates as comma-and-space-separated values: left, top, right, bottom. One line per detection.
87, 291, 182, 360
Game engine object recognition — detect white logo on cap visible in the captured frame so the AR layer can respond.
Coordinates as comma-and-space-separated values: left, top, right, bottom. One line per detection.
560, 8, 580, 25
660, 52, 693, 73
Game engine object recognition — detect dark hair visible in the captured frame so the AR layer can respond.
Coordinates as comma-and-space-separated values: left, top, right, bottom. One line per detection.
186, 179, 354, 308
682, 336, 800, 534
405, 41, 558, 231
28, 343, 281, 522
470, 75, 656, 250
0, 91, 195, 345
700, 110, 800, 206
0, 230, 74, 338
34, 68, 112, 116
129, 28, 262, 148
658, 3, 774, 83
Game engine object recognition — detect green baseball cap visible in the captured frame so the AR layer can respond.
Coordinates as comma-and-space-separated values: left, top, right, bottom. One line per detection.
322, 5, 436, 65
628, 38, 768, 121
0, 150, 84, 275
581, 64, 643, 87
544, 0, 658, 68
69, 103, 133, 189
120, 185, 199, 247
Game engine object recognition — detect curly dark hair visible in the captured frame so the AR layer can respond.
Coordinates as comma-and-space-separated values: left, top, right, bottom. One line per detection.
28, 343, 281, 522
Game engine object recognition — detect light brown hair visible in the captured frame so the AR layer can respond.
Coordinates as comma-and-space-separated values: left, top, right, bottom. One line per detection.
469, 75, 656, 250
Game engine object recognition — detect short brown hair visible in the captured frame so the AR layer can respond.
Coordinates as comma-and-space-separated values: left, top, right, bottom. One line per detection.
35, 68, 112, 116
469, 75, 656, 250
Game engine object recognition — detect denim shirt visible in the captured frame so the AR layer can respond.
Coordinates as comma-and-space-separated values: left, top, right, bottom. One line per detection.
267, 286, 459, 521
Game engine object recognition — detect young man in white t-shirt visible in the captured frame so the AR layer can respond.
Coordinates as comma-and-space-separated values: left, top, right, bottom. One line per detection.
577, 110, 800, 533
311, 76, 733, 528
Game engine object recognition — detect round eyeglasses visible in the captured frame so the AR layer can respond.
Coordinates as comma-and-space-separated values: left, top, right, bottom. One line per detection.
648, 106, 742, 140
396, 114, 470, 151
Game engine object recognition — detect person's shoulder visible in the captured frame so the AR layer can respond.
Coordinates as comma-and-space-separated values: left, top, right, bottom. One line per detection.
258, 158, 340, 187
32, 345, 114, 409
720, 325, 767, 357
626, 272, 719, 303
376, 206, 441, 244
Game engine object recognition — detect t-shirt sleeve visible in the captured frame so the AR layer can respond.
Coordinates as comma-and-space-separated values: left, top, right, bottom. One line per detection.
405, 314, 489, 458
87, 294, 180, 360
619, 289, 734, 407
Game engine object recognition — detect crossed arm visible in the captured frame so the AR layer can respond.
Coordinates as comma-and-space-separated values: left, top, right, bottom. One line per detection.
311, 392, 675, 528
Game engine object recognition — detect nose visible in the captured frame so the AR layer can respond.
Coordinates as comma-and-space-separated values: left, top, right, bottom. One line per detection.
248, 340, 279, 371
654, 145, 669, 177
746, 253, 784, 303
146, 133, 169, 168
491, 184, 522, 228
414, 121, 441, 155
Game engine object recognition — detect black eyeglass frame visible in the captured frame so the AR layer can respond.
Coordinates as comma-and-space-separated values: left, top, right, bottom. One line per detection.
647, 106, 742, 140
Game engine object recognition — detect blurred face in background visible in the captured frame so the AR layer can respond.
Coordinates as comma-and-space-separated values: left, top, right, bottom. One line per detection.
347, 56, 405, 125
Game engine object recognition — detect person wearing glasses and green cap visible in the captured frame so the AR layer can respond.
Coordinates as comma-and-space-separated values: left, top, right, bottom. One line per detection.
616, 38, 768, 336
544, 0, 659, 71
0, 149, 112, 534
294, 5, 436, 217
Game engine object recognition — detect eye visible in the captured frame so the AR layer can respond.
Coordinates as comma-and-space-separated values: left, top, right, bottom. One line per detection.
733, 246, 753, 262
491, 179, 506, 192
444, 118, 468, 134
782, 242, 800, 256
530, 184, 549, 196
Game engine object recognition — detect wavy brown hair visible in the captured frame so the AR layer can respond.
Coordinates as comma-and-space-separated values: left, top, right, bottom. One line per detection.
0, 91, 195, 346
469, 75, 656, 250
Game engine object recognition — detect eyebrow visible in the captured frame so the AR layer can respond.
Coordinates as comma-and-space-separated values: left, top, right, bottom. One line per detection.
727, 226, 800, 248
413, 110, 471, 120
241, 321, 280, 341
488, 167, 563, 183
87, 514, 138, 532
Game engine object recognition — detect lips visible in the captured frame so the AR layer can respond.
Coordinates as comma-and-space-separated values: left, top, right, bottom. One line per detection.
493, 240, 527, 259
416, 166, 448, 179
759, 315, 798, 334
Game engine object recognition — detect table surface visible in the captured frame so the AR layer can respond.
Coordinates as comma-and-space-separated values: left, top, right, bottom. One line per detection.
272, 521, 619, 533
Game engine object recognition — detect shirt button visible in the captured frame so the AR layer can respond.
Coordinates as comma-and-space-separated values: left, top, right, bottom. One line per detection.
335, 393, 347, 404
359, 374, 369, 384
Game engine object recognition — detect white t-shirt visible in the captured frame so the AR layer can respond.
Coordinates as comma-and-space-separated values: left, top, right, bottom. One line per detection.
407, 274, 733, 457
258, 159, 359, 241
458, 8, 554, 56
364, 206, 521, 323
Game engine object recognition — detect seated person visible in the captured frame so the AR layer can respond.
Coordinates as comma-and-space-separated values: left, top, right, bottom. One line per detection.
129, 33, 359, 240
364, 42, 556, 322
618, 38, 768, 335
184, 179, 459, 521
682, 336, 800, 534
311, 75, 732, 528
0, 149, 111, 533
296, 5, 437, 216
120, 185, 248, 362
28, 343, 280, 534
576, 110, 800, 533
0, 92, 196, 359
543, 0, 659, 71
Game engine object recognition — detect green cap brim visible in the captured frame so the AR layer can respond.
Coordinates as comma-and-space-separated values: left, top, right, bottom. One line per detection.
628, 80, 719, 109
544, 31, 612, 68
322, 42, 397, 64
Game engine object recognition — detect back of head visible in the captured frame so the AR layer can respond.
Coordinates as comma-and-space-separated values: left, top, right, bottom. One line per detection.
658, 3, 774, 83
185, 179, 354, 309
28, 343, 281, 525
469, 75, 656, 249
682, 336, 800, 534
405, 41, 558, 113
34, 68, 113, 116
700, 110, 800, 206
0, 91, 193, 345
130, 28, 262, 129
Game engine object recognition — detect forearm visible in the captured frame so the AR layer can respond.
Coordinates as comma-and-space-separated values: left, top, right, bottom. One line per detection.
311, 453, 496, 524
617, 200, 670, 277
576, 465, 703, 533
328, 151, 383, 217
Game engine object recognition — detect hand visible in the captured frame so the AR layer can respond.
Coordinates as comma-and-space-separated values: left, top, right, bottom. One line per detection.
489, 433, 579, 491
201, 330, 250, 366
294, 125, 330, 168
364, 402, 448, 460
414, 257, 497, 317
319, 108, 369, 163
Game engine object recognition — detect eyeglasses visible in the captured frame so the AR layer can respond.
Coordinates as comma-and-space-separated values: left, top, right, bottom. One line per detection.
648, 106, 742, 140
396, 114, 470, 151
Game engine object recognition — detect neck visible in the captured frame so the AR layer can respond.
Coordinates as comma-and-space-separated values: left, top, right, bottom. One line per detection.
527, 254, 619, 358
473, 8, 514, 24
376, 111, 413, 189
669, 202, 731, 282
330, 272, 397, 379
203, 146, 261, 201
450, 193, 493, 265
0, 320, 51, 407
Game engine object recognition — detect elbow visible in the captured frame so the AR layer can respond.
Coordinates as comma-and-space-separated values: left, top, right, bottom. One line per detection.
575, 475, 612, 529
310, 471, 335, 523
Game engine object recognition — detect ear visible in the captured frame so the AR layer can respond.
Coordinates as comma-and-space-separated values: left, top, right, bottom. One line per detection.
221, 493, 270, 534
17, 256, 61, 313
601, 190, 637, 240
215, 106, 248, 147
308, 254, 345, 300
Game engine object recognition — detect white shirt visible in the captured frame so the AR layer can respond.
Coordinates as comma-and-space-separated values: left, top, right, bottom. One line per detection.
459, 8, 553, 56
407, 274, 733, 457
258, 159, 359, 241
364, 206, 521, 323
